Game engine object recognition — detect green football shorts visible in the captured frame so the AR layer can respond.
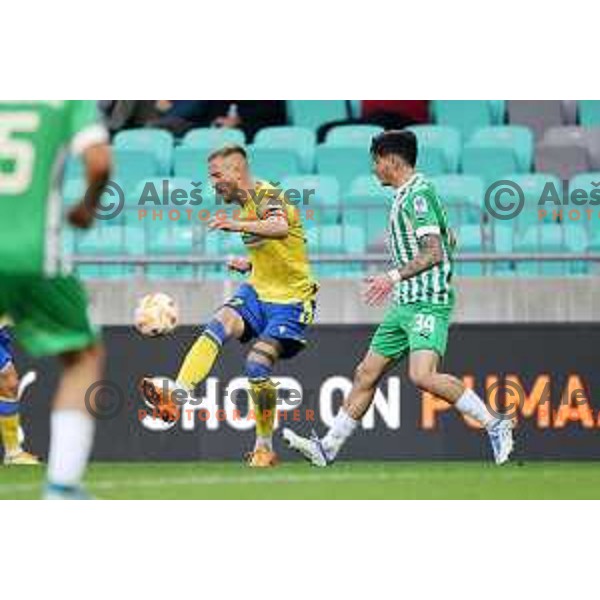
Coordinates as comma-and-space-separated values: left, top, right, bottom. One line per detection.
370, 301, 454, 361
0, 275, 100, 357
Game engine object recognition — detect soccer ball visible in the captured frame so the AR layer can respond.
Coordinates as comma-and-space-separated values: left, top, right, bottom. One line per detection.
134, 293, 178, 337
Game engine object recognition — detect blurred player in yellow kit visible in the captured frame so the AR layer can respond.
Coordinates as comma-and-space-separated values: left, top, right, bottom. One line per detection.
140, 145, 317, 466
0, 316, 40, 465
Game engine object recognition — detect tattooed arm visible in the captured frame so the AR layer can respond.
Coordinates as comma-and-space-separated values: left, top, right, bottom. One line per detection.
395, 233, 444, 281
363, 234, 444, 306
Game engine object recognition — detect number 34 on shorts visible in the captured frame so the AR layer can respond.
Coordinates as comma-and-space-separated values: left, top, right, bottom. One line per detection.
370, 302, 453, 360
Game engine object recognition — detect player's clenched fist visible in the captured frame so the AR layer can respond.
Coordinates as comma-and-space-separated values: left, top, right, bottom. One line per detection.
227, 256, 252, 274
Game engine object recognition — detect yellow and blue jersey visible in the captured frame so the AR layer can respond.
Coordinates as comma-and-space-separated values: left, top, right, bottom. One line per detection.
225, 181, 317, 358
239, 180, 317, 304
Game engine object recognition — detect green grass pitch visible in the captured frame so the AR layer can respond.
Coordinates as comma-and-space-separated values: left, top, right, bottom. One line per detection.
1, 461, 600, 499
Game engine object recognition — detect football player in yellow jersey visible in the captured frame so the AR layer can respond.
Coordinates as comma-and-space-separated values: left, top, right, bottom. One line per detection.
0, 317, 40, 465
140, 145, 318, 467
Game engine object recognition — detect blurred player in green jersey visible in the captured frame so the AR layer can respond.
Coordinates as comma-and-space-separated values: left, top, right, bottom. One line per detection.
284, 130, 514, 466
0, 101, 111, 498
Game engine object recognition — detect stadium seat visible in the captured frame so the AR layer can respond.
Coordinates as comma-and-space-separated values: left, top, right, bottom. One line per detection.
513, 223, 588, 276
507, 101, 565, 140
569, 172, 600, 238
462, 129, 533, 186
468, 126, 534, 172
145, 225, 199, 280
407, 125, 461, 174
343, 175, 392, 243
562, 100, 579, 125
281, 174, 340, 226
578, 101, 600, 127
73, 225, 142, 279
63, 155, 84, 181
535, 142, 590, 181
306, 224, 366, 277
128, 177, 208, 229
315, 145, 372, 194
202, 228, 247, 279
430, 175, 485, 226
455, 224, 485, 276
542, 126, 600, 170
430, 101, 497, 138
113, 128, 174, 175
325, 124, 383, 147
508, 173, 562, 233
286, 101, 350, 131
113, 148, 160, 194
181, 127, 245, 148
248, 147, 301, 182
173, 146, 213, 188
253, 126, 316, 172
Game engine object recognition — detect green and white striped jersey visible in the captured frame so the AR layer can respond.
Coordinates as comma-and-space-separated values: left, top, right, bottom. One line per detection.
386, 173, 455, 305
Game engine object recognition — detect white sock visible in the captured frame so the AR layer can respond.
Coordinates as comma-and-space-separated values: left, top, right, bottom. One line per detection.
47, 409, 95, 488
455, 388, 496, 429
255, 434, 273, 451
322, 408, 359, 460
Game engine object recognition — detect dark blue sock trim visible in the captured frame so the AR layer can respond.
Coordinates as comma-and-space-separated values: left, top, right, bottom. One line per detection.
204, 319, 228, 346
0, 399, 19, 416
245, 360, 272, 380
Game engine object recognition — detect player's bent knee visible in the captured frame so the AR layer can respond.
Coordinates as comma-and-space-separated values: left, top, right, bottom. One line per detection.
0, 365, 19, 399
214, 307, 244, 339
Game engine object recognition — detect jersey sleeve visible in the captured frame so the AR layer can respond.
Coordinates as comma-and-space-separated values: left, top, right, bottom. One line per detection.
256, 191, 288, 222
404, 185, 443, 239
67, 101, 109, 155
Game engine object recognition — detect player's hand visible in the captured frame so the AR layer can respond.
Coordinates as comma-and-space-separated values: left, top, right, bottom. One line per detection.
363, 273, 394, 306
208, 216, 242, 233
227, 256, 251, 274
67, 200, 95, 229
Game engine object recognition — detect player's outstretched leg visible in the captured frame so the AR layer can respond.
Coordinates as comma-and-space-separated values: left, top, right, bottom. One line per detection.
45, 343, 104, 499
283, 351, 392, 466
139, 307, 244, 414
245, 340, 280, 468
0, 361, 40, 466
408, 350, 514, 465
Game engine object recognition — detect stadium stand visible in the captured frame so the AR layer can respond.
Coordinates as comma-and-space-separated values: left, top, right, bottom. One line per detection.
62, 100, 600, 280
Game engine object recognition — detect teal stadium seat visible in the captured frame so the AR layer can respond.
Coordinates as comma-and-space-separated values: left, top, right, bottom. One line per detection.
462, 127, 533, 186
508, 173, 562, 233
430, 175, 485, 226
578, 101, 600, 127
202, 227, 247, 279
112, 148, 160, 194
280, 174, 341, 227
315, 146, 371, 195
344, 175, 393, 244
455, 224, 485, 276
145, 225, 206, 280
253, 126, 316, 172
306, 224, 366, 277
468, 126, 534, 171
129, 177, 207, 229
182, 127, 245, 148
287, 101, 349, 132
248, 147, 301, 182
113, 128, 174, 175
431, 101, 498, 138
514, 223, 588, 276
72, 225, 143, 279
325, 124, 383, 147
570, 172, 600, 238
173, 146, 212, 187
408, 125, 461, 175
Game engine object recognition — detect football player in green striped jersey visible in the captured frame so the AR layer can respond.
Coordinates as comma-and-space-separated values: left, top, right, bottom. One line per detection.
0, 101, 111, 497
284, 130, 514, 466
